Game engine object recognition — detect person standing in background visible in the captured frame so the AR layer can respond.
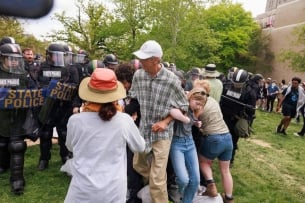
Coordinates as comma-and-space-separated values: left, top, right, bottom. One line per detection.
22, 48, 34, 71
266, 80, 279, 112
103, 54, 119, 70
203, 64, 223, 102
276, 77, 305, 135
184, 67, 200, 92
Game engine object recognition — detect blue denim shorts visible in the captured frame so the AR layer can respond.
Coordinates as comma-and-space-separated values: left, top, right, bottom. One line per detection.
199, 132, 233, 161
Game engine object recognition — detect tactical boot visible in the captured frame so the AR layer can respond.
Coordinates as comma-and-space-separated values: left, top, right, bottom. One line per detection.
0, 166, 8, 174
202, 182, 218, 197
37, 160, 49, 170
11, 179, 25, 195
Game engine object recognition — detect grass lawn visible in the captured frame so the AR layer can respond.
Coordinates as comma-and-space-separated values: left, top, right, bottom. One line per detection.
229, 109, 305, 203
0, 143, 70, 203
1, 110, 305, 202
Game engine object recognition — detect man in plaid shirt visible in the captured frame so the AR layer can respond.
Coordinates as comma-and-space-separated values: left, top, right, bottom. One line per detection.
129, 40, 188, 203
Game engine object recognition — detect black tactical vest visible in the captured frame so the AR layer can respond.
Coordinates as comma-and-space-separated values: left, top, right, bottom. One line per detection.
0, 69, 42, 136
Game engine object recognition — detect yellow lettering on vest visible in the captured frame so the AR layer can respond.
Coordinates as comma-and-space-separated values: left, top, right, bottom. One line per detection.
49, 89, 58, 97
8, 90, 16, 99
4, 99, 12, 107
24, 90, 32, 99
55, 82, 62, 90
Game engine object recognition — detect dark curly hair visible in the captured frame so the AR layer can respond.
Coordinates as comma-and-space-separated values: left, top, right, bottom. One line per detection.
98, 102, 117, 121
115, 63, 135, 84
292, 77, 301, 84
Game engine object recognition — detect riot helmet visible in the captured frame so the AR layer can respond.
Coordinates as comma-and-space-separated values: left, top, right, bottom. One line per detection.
103, 54, 119, 70
162, 62, 170, 68
63, 45, 74, 66
0, 36, 16, 45
87, 59, 105, 75
0, 43, 25, 74
169, 63, 177, 72
74, 49, 89, 64
251, 73, 264, 84
232, 69, 249, 88
248, 72, 253, 79
189, 67, 200, 80
227, 67, 238, 80
46, 43, 65, 67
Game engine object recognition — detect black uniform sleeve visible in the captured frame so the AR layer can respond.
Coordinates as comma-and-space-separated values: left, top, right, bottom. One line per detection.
124, 98, 141, 127
124, 98, 140, 116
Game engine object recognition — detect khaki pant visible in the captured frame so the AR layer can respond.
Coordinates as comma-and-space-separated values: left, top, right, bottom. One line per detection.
133, 139, 171, 203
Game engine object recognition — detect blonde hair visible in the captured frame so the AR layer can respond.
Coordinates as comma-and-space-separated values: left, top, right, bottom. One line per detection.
193, 79, 211, 94
187, 87, 207, 106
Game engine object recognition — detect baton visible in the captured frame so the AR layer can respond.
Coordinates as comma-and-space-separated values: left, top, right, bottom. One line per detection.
221, 95, 255, 110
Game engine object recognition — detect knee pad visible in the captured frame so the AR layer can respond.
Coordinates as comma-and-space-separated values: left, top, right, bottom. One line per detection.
9, 141, 27, 154
0, 142, 8, 149
0, 137, 8, 149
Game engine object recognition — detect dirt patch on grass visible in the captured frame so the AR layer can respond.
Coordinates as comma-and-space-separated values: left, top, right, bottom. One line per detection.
249, 138, 272, 148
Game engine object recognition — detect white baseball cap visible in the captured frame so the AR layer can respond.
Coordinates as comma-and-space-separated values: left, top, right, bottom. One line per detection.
133, 40, 163, 59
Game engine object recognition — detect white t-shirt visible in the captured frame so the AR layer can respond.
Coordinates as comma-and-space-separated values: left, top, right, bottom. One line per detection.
64, 111, 145, 203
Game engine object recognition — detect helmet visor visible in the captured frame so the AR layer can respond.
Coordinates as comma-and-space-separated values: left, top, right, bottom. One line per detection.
49, 51, 65, 67
73, 54, 86, 64
2, 55, 25, 74
65, 52, 74, 65
233, 82, 245, 89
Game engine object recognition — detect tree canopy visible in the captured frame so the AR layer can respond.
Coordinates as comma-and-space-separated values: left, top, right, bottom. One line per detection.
0, 0, 270, 74
0, 17, 47, 56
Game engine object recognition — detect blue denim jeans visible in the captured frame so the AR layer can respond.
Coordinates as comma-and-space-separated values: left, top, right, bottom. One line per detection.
170, 136, 200, 203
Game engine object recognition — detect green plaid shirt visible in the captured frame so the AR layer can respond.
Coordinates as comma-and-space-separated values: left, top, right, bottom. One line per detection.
129, 67, 189, 143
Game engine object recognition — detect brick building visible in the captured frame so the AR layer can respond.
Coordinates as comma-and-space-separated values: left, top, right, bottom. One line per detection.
255, 0, 305, 82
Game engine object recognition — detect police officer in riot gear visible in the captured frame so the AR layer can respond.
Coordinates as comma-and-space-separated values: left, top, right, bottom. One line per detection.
87, 59, 105, 75
0, 43, 42, 194
63, 45, 80, 85
103, 53, 118, 70
37, 43, 79, 170
63, 45, 83, 117
0, 36, 17, 46
220, 69, 256, 168
74, 49, 90, 79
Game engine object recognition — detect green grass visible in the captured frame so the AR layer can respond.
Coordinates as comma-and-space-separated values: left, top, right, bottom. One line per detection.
1, 110, 305, 202
0, 144, 70, 203
227, 109, 305, 203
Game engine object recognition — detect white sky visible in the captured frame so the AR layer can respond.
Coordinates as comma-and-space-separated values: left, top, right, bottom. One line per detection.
21, 0, 267, 40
